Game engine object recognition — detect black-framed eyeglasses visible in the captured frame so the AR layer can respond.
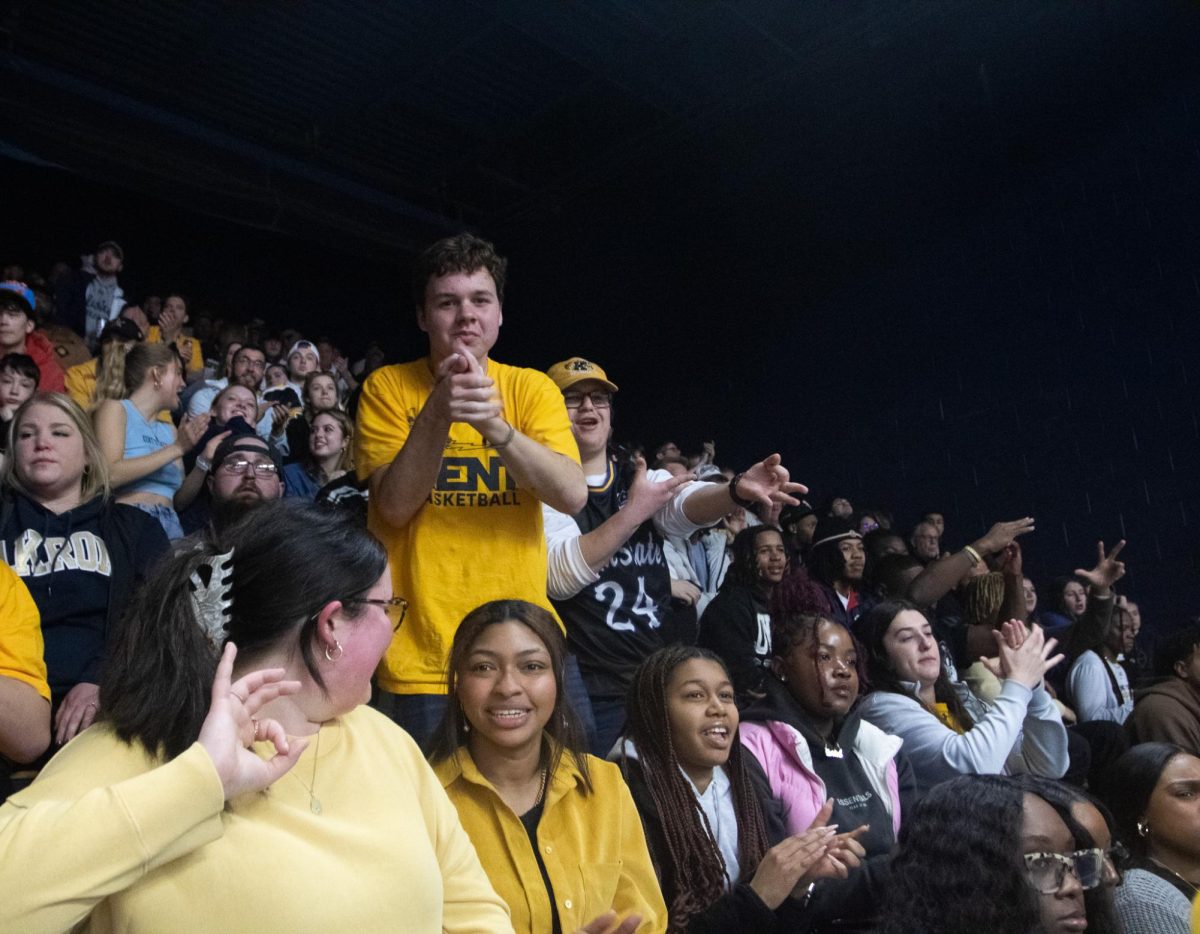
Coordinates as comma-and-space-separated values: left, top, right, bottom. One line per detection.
1023, 848, 1112, 894
563, 390, 612, 409
217, 458, 279, 477
356, 596, 409, 632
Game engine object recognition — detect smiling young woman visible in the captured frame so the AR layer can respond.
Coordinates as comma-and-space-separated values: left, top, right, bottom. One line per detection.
429, 599, 666, 934
618, 645, 863, 933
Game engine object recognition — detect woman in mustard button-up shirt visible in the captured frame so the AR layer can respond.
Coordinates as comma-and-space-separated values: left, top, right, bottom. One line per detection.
431, 599, 667, 934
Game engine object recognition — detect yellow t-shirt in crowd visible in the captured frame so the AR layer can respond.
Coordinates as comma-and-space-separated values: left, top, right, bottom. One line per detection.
146, 327, 204, 376
355, 357, 580, 695
0, 561, 48, 702
64, 357, 98, 409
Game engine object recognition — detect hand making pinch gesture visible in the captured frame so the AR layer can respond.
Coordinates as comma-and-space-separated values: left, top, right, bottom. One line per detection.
198, 643, 309, 800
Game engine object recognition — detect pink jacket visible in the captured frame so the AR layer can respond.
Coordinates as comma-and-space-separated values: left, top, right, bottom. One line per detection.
740, 717, 904, 838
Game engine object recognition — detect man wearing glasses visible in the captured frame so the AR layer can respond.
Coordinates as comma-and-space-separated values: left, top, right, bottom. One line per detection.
206, 435, 284, 534
542, 355, 806, 755
355, 233, 586, 748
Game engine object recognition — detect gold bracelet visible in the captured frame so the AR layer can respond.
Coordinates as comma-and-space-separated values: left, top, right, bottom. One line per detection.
962, 545, 982, 566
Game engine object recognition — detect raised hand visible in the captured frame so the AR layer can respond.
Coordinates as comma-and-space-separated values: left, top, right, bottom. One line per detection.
623, 455, 692, 524
975, 517, 1035, 557
997, 541, 1023, 577
732, 453, 808, 509
1074, 540, 1126, 595
198, 643, 308, 800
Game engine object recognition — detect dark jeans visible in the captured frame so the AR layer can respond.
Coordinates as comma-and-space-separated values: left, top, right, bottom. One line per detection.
372, 690, 448, 754
373, 654, 600, 756
588, 695, 628, 759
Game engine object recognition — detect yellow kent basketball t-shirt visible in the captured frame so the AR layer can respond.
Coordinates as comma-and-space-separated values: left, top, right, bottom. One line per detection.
355, 357, 580, 694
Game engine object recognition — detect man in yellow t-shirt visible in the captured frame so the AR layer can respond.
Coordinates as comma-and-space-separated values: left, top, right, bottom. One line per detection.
0, 561, 50, 771
355, 233, 586, 747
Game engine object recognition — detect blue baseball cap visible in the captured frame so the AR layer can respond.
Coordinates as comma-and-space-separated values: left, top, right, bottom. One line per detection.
0, 281, 35, 315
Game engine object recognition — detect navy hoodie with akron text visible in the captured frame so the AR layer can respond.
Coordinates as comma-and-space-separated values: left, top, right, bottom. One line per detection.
0, 491, 168, 703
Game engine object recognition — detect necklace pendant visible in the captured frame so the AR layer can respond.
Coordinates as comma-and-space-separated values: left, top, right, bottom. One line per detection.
310, 796, 323, 815
825, 741, 844, 759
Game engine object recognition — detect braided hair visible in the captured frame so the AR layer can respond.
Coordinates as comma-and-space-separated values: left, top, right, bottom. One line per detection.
623, 646, 769, 933
960, 571, 1007, 629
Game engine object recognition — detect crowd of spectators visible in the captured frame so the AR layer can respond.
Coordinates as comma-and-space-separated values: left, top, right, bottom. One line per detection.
0, 234, 1198, 933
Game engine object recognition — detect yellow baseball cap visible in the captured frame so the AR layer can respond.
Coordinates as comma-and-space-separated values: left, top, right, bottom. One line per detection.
546, 357, 619, 393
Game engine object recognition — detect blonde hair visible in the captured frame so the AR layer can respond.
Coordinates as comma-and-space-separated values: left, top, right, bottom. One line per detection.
92, 340, 132, 407
311, 410, 354, 477
4, 393, 112, 502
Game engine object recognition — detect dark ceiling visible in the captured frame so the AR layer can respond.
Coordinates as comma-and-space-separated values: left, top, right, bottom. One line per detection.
4, 1, 1200, 621
2, 1, 1186, 255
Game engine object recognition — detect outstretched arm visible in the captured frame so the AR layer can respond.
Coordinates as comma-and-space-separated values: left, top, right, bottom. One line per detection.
681, 454, 807, 526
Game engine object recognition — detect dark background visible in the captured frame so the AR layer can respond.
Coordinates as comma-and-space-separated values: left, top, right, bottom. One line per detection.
2, 1, 1199, 633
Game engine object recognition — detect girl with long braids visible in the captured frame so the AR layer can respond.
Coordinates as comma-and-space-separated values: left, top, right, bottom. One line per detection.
0, 501, 511, 932
618, 645, 862, 933
430, 599, 666, 934
738, 606, 912, 932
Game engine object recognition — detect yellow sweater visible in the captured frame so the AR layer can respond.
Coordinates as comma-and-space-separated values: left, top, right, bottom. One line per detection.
435, 748, 667, 934
2, 706, 513, 933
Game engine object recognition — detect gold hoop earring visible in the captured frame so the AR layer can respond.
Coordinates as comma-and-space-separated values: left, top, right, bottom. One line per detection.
324, 640, 342, 662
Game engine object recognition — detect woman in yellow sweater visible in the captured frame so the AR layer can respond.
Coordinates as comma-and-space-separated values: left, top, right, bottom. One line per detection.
431, 599, 668, 934
0, 501, 512, 933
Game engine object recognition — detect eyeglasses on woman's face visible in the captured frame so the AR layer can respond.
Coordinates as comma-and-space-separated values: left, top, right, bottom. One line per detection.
355, 596, 409, 632
1023, 846, 1122, 894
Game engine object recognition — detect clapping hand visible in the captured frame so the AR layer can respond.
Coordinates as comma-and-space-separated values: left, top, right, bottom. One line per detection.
985, 620, 1063, 689
800, 798, 868, 886
749, 799, 841, 909
430, 340, 502, 430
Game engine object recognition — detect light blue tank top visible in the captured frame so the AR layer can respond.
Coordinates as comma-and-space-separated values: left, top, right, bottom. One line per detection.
117, 399, 183, 499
